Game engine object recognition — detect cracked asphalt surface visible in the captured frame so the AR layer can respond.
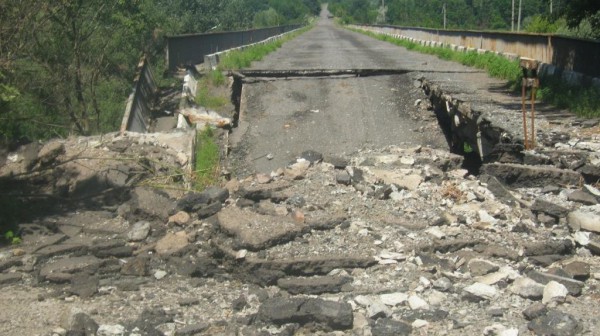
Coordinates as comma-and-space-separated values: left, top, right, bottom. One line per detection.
228, 7, 459, 175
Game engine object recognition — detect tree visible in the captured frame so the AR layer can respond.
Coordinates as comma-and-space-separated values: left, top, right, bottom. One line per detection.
0, 0, 323, 142
254, 8, 285, 27
561, 0, 600, 39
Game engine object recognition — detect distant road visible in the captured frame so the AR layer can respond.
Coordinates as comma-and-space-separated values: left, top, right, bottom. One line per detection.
229, 5, 500, 174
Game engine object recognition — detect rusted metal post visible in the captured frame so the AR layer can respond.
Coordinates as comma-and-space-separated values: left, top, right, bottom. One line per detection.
521, 78, 528, 149
531, 81, 538, 148
520, 57, 540, 150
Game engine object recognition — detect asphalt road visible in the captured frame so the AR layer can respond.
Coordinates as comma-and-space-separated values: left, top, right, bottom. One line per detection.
229, 6, 486, 174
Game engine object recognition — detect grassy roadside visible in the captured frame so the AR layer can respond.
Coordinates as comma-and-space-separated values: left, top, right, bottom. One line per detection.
353, 28, 600, 118
193, 126, 220, 191
192, 24, 314, 190
196, 25, 314, 109
216, 25, 313, 71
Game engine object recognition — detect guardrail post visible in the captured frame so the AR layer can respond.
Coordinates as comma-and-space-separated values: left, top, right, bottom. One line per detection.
520, 57, 540, 149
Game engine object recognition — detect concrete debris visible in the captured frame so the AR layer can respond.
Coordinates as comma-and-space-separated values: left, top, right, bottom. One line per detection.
510, 277, 544, 299
568, 206, 600, 233
463, 283, 498, 301
179, 107, 231, 128
3, 132, 600, 335
127, 221, 151, 242
542, 281, 569, 304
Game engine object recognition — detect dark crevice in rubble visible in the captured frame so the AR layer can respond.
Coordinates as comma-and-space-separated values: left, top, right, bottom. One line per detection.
230, 75, 243, 128
420, 78, 531, 176
230, 68, 482, 81
231, 68, 413, 80
427, 86, 484, 176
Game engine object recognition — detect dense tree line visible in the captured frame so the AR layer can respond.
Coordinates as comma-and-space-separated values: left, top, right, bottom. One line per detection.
328, 0, 600, 39
0, 0, 319, 142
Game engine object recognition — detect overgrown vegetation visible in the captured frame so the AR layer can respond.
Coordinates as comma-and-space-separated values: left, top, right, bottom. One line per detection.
195, 85, 229, 110
0, 1, 320, 144
359, 29, 600, 117
329, 0, 600, 40
191, 23, 314, 191
217, 25, 313, 70
357, 29, 522, 84
194, 126, 221, 191
537, 78, 600, 118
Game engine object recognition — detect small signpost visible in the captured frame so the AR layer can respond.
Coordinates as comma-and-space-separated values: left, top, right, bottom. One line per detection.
520, 57, 539, 149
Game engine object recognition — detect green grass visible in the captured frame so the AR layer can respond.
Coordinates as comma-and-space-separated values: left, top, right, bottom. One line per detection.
355, 28, 522, 85
537, 77, 600, 118
217, 25, 313, 70
195, 85, 228, 110
354, 28, 600, 118
194, 126, 220, 191
208, 69, 226, 86
195, 25, 313, 110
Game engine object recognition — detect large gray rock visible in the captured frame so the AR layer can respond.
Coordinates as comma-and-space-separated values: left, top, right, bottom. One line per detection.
563, 261, 590, 280
127, 221, 151, 242
63, 312, 98, 336
285, 159, 311, 180
174, 323, 209, 336
69, 274, 99, 299
61, 308, 98, 336
577, 163, 600, 184
300, 150, 323, 164
258, 297, 353, 330
120, 256, 149, 276
39, 256, 102, 283
217, 207, 345, 251
463, 283, 498, 301
482, 163, 582, 188
241, 256, 376, 286
522, 303, 548, 321
0, 273, 22, 285
218, 207, 305, 251
131, 187, 175, 221
277, 276, 352, 295
542, 281, 569, 304
527, 310, 582, 336
176, 187, 229, 212
367, 300, 393, 319
97, 324, 125, 336
530, 199, 570, 219
467, 258, 499, 276
568, 190, 598, 205
371, 318, 412, 336
237, 180, 291, 201
155, 232, 189, 256
479, 174, 521, 205
34, 243, 88, 260
522, 239, 573, 257
568, 206, 600, 233
336, 171, 352, 185
527, 270, 584, 296
510, 277, 544, 299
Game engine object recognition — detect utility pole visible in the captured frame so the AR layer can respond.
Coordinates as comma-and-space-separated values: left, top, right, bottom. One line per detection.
443, 2, 447, 29
517, 0, 522, 32
511, 0, 515, 31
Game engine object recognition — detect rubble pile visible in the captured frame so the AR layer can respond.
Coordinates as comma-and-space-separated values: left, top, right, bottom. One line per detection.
1, 128, 600, 335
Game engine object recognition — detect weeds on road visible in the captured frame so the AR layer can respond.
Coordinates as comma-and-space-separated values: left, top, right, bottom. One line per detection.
217, 25, 313, 71
356, 29, 522, 85
356, 28, 600, 118
537, 77, 600, 118
195, 85, 229, 110
197, 25, 313, 110
194, 126, 220, 191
